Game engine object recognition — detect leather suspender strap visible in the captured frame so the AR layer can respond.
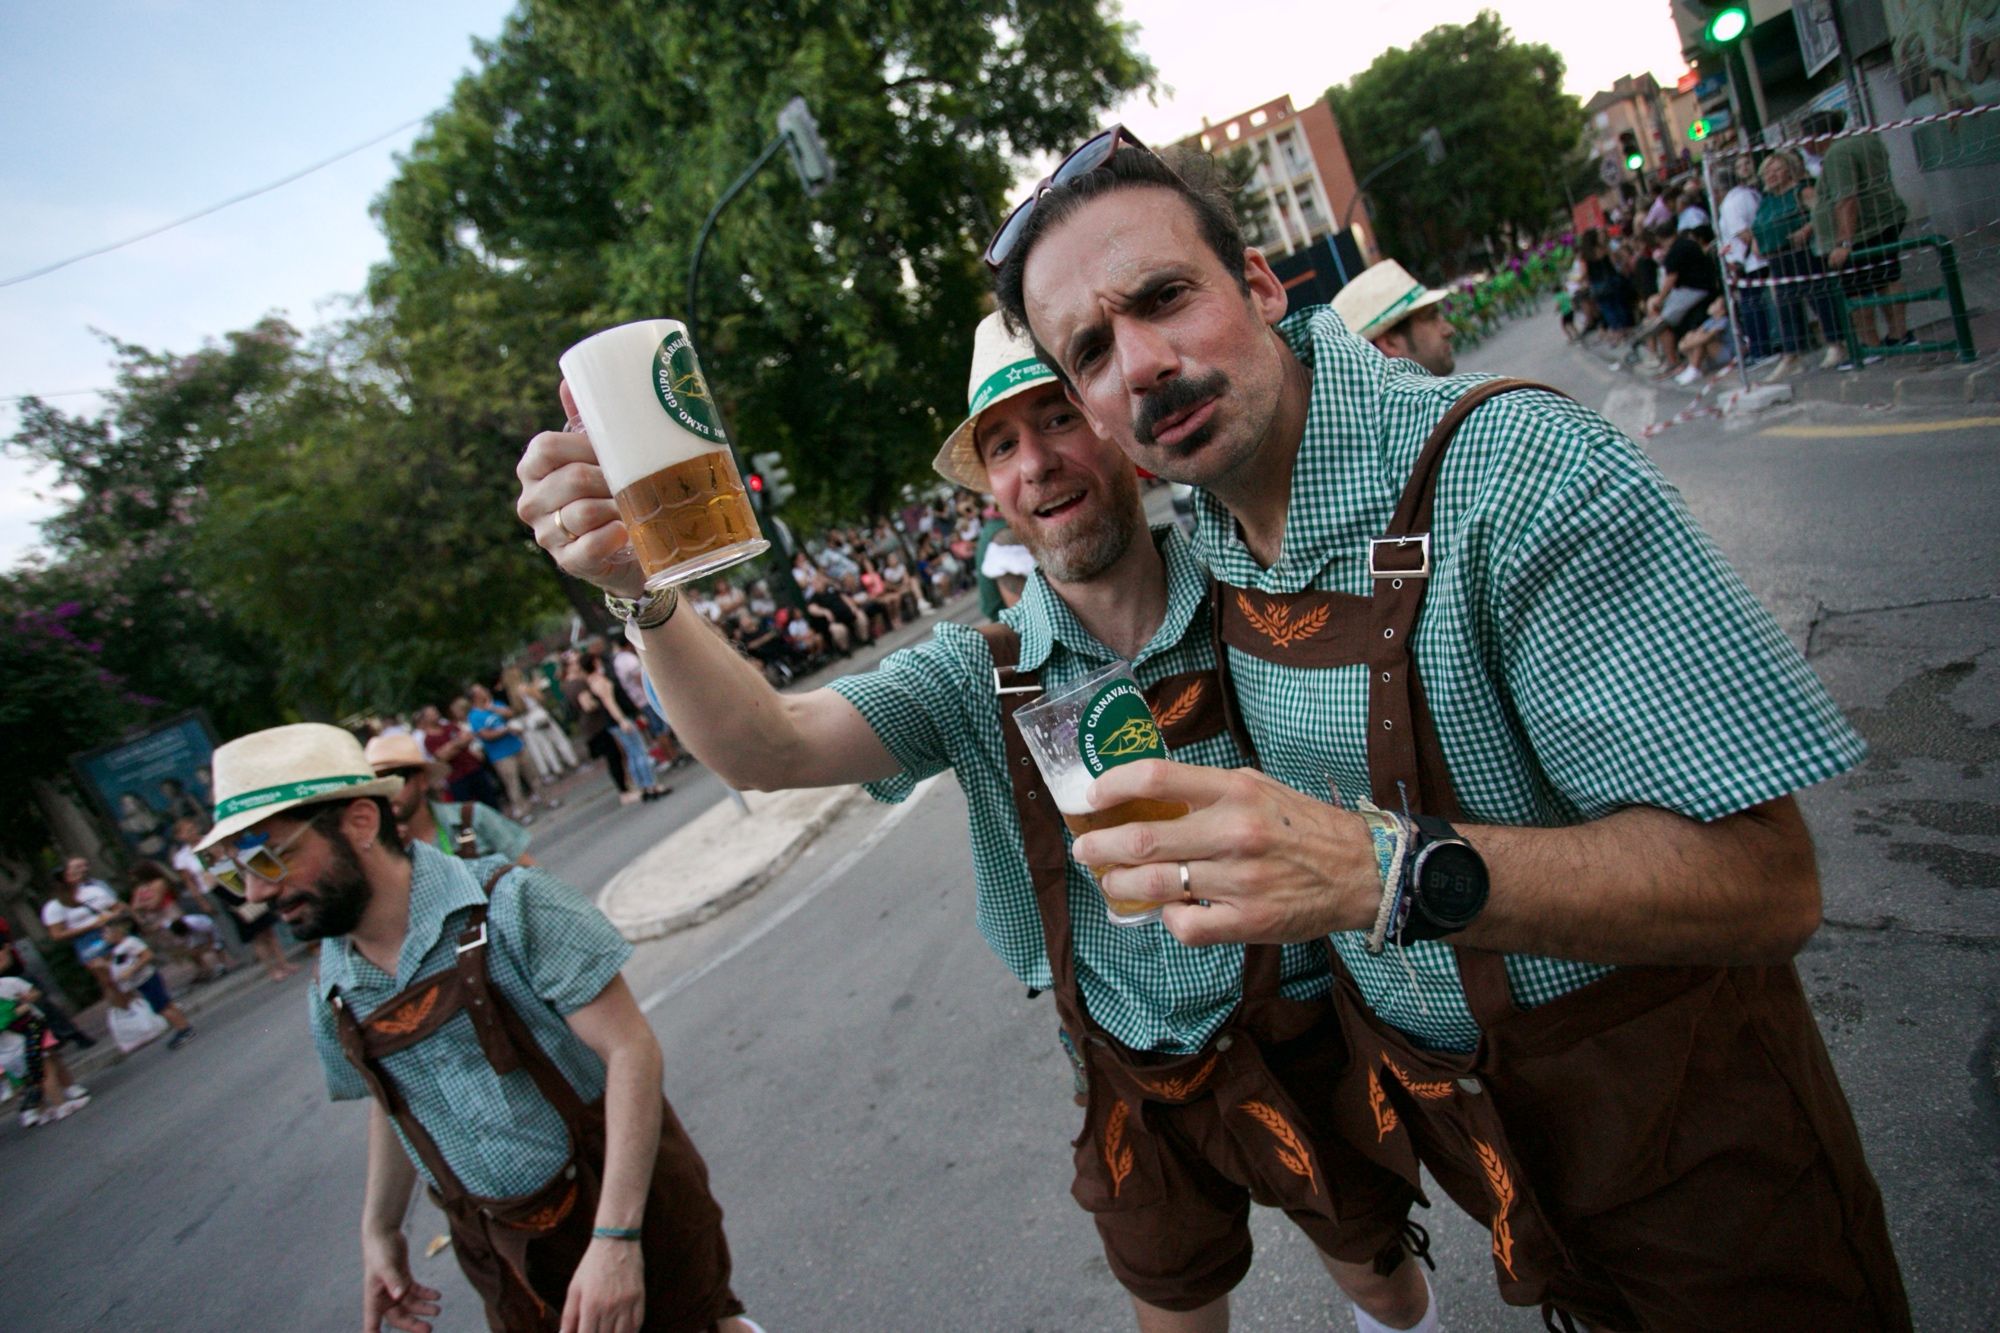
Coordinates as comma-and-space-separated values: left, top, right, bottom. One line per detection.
453, 865, 594, 1124
1366, 377, 1561, 1026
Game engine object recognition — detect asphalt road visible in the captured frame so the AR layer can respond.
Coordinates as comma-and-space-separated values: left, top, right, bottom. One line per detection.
2, 311, 1994, 1331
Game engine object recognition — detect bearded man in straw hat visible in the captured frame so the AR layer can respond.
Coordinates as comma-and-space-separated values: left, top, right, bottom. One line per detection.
199, 723, 755, 1333
516, 312, 1440, 1333
364, 731, 534, 865
1330, 259, 1456, 376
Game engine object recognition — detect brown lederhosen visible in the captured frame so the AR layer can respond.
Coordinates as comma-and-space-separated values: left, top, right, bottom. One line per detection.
1214, 378, 1911, 1330
983, 621, 1421, 1312
328, 866, 742, 1333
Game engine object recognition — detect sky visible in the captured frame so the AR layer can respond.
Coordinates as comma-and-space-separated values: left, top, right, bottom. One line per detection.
0, 0, 1691, 570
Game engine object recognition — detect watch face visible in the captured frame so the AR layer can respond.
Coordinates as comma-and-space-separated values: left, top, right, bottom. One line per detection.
1417, 841, 1489, 927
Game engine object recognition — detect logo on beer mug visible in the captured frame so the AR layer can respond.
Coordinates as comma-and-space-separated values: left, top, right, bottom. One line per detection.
653, 330, 726, 443
1079, 681, 1166, 776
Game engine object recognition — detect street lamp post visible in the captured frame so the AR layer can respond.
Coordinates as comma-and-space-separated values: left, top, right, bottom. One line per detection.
1341, 126, 1444, 244
684, 95, 833, 592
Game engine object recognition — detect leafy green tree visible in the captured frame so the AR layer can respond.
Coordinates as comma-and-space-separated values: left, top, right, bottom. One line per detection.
191, 319, 564, 713
5, 321, 299, 738
1327, 10, 1580, 277
370, 0, 1154, 535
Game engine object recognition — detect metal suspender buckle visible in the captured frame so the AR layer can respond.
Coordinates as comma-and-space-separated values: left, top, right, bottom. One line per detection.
1369, 534, 1431, 579
455, 921, 488, 954
993, 669, 1043, 698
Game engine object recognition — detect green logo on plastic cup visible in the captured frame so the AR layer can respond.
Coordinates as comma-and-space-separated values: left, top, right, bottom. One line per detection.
1078, 681, 1166, 777
653, 329, 728, 444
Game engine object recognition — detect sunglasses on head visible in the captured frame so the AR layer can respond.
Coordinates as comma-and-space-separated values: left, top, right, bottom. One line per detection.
983, 125, 1160, 271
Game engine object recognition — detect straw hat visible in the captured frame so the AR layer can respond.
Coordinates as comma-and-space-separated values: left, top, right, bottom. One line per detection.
363, 731, 450, 783
196, 723, 404, 851
930, 312, 1060, 492
1331, 260, 1450, 342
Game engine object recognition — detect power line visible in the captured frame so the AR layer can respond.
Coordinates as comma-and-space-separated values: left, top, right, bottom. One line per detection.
0, 114, 432, 291
4, 388, 111, 404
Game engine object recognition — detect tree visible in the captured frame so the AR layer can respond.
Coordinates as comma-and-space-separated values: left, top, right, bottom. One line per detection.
1327, 11, 1580, 277
5, 320, 299, 738
369, 0, 1155, 535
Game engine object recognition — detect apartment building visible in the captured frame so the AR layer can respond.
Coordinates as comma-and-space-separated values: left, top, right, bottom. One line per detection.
1174, 94, 1368, 263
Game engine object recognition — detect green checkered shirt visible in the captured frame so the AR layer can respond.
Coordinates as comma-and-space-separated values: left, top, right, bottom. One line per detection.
1189, 307, 1865, 1051
310, 843, 632, 1196
828, 525, 1329, 1054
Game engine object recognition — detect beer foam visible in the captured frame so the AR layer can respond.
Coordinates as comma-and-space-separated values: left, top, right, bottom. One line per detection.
1046, 765, 1096, 816
560, 319, 718, 494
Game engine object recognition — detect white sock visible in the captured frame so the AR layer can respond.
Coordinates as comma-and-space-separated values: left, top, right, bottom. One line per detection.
1351, 1263, 1438, 1333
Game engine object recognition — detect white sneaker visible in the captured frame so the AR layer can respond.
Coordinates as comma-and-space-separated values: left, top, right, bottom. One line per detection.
48, 1096, 88, 1121
64, 1084, 88, 1100
1820, 344, 1847, 370
1674, 364, 1703, 386
20, 1107, 46, 1128
1759, 354, 1801, 383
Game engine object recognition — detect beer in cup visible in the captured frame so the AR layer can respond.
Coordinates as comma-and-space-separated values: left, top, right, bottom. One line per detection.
559, 319, 769, 591
1015, 660, 1187, 926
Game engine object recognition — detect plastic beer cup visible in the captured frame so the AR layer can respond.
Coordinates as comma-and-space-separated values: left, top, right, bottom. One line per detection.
1014, 660, 1186, 926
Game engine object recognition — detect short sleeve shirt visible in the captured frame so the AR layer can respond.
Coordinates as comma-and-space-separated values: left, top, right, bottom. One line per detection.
309, 844, 632, 1196
1188, 308, 1866, 1051
467, 707, 523, 762
426, 800, 532, 863
1813, 134, 1909, 248
827, 525, 1330, 1054
42, 883, 119, 934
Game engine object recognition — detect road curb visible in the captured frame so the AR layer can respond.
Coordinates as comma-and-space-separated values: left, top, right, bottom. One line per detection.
597, 785, 863, 943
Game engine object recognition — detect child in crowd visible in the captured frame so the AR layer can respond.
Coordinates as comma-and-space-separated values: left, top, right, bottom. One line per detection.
103, 918, 197, 1050
1, 974, 90, 1127
128, 857, 230, 981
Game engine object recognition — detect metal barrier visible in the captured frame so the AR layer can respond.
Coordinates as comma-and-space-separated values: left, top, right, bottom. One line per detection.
1837, 234, 1978, 366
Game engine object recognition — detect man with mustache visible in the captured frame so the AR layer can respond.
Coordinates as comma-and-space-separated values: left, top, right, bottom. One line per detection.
516, 313, 1438, 1333
990, 136, 1908, 1329
198, 723, 754, 1333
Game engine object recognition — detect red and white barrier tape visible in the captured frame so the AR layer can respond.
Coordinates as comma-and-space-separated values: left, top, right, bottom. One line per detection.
1752, 102, 2000, 152
1639, 399, 1725, 438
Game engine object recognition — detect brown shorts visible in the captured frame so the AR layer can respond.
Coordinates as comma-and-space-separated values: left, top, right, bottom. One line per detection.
1073, 1011, 1419, 1312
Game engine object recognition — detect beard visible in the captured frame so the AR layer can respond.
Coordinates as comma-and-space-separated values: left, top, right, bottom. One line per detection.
1017, 464, 1142, 584
276, 831, 373, 941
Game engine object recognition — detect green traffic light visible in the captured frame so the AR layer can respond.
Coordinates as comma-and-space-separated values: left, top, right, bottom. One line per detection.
1625, 151, 1646, 170
1689, 118, 1710, 141
1706, 7, 1749, 43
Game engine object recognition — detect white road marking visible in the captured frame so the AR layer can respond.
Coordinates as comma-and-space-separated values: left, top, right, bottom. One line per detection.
638, 775, 943, 1013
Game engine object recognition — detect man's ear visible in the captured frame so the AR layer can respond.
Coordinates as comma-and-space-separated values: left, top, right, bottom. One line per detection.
344, 797, 383, 850
1241, 246, 1290, 326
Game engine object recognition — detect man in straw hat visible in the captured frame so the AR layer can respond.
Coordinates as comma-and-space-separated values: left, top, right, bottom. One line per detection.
364, 731, 534, 865
988, 133, 1906, 1328
1330, 259, 1456, 376
198, 723, 755, 1333
515, 312, 1439, 1333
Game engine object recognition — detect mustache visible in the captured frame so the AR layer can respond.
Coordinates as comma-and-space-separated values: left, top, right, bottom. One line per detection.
1134, 370, 1227, 446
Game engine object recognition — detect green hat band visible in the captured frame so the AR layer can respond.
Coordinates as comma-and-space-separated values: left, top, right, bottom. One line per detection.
214, 774, 378, 823
968, 356, 1054, 416
1361, 282, 1431, 334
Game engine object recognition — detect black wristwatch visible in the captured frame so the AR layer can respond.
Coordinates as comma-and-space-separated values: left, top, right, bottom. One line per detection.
1401, 815, 1490, 941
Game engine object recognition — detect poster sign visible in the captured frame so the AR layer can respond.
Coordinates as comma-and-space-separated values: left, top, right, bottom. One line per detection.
1795, 0, 1843, 78
70, 711, 219, 860
1884, 0, 2000, 169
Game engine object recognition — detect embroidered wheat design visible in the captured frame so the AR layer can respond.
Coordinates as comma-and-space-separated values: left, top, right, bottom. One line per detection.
1103, 1100, 1135, 1197
1474, 1137, 1519, 1280
1235, 592, 1331, 649
369, 987, 440, 1037
1240, 1100, 1318, 1194
1135, 1052, 1218, 1101
1367, 1065, 1400, 1141
1155, 681, 1203, 730
1383, 1054, 1455, 1101
514, 1182, 579, 1233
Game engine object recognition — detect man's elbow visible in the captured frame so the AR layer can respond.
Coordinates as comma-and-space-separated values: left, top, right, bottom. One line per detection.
1744, 802, 1824, 960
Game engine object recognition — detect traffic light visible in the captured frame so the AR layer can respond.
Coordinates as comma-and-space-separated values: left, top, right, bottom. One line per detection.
776, 95, 834, 198
1620, 130, 1645, 172
751, 450, 795, 506
747, 471, 765, 495
1704, 6, 1749, 44
1688, 118, 1711, 141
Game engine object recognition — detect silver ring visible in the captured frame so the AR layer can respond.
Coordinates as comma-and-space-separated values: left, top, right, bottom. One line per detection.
1178, 861, 1193, 904
556, 503, 578, 543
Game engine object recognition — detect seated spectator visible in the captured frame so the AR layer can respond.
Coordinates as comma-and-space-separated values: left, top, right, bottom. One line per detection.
746, 580, 777, 618
127, 858, 229, 980
712, 578, 747, 623
842, 570, 894, 638
731, 608, 796, 685
879, 548, 921, 621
